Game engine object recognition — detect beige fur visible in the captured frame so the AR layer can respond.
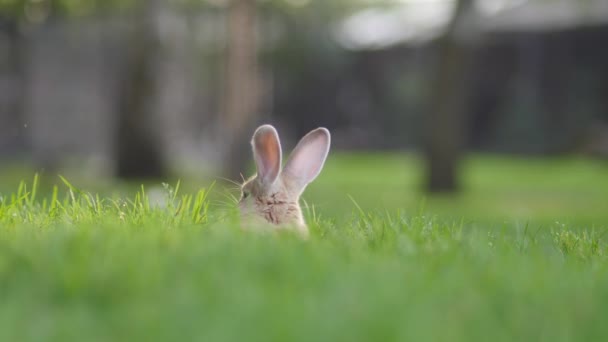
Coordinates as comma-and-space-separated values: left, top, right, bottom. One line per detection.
238, 125, 331, 237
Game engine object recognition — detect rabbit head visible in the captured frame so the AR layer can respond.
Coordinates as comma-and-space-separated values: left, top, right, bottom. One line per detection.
239, 124, 331, 235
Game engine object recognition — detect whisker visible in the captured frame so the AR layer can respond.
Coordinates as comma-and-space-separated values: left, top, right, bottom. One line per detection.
218, 190, 240, 204
215, 176, 242, 187
212, 199, 238, 207
219, 184, 241, 192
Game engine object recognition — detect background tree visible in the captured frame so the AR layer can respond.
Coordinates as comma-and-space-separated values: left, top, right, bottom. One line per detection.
220, 0, 261, 181
425, 0, 479, 193
114, 0, 167, 179
0, 13, 25, 156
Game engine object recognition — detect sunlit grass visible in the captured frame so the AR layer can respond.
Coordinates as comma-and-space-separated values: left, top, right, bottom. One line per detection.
0, 154, 607, 341
307, 153, 608, 226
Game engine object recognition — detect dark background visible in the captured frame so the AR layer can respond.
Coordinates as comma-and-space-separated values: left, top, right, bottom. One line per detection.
1, 0, 607, 192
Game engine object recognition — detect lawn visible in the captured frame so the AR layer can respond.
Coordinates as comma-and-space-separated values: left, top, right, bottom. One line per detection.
0, 154, 607, 341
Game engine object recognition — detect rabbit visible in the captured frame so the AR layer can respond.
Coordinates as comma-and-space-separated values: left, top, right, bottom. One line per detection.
239, 124, 331, 237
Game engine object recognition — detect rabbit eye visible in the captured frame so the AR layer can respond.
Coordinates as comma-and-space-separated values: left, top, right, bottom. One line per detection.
242, 191, 250, 199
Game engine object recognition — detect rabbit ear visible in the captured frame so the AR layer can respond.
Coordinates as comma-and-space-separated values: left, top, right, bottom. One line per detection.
252, 125, 282, 186
283, 128, 331, 192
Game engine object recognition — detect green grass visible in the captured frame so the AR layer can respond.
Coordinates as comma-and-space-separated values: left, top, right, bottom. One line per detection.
0, 154, 607, 341
308, 153, 608, 226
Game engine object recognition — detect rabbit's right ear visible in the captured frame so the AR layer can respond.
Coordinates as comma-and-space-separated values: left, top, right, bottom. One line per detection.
252, 125, 282, 186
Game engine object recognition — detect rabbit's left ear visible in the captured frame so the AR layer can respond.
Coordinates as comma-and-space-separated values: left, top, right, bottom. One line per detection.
252, 125, 282, 186
283, 128, 331, 192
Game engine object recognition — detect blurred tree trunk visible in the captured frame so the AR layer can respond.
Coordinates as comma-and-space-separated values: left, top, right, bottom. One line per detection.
425, 0, 478, 193
115, 0, 166, 179
220, 0, 261, 181
0, 16, 25, 155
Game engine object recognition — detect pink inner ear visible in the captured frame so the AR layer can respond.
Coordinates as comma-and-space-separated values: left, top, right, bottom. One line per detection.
253, 125, 282, 185
284, 128, 330, 186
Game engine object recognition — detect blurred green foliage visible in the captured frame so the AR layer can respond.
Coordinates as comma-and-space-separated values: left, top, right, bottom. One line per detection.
0, 0, 382, 19
0, 0, 136, 18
